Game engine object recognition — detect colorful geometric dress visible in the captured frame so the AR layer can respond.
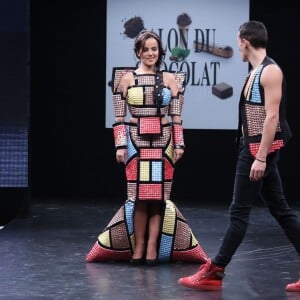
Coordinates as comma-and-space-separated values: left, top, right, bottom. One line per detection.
85, 68, 208, 263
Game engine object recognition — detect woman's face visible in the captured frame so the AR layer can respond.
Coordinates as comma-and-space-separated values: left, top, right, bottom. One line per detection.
138, 37, 159, 68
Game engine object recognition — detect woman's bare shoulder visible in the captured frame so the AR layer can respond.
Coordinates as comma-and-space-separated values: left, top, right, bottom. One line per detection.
117, 71, 134, 91
162, 71, 177, 84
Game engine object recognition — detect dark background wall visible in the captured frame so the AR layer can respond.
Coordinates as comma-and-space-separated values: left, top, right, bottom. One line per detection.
28, 1, 298, 203
1, 0, 294, 224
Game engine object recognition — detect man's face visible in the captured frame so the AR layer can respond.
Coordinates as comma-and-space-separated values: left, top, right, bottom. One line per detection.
237, 33, 249, 62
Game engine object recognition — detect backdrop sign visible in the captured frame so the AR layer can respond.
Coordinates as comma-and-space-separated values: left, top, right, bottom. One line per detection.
106, 0, 249, 130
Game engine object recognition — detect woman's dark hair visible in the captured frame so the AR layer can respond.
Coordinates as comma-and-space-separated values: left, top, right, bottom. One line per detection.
239, 20, 268, 49
134, 30, 166, 68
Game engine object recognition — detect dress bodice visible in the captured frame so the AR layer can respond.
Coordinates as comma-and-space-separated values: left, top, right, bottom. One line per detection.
127, 72, 172, 118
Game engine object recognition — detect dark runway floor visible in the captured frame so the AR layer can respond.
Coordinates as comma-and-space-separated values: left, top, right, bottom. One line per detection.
1, 200, 300, 300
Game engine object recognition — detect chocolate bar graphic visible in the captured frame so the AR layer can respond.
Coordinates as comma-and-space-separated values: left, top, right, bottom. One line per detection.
194, 41, 233, 58
212, 82, 233, 99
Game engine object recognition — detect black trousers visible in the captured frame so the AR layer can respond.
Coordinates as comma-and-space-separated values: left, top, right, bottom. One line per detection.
213, 139, 300, 267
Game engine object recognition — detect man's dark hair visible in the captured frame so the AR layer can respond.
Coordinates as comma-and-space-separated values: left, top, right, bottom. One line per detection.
239, 20, 268, 49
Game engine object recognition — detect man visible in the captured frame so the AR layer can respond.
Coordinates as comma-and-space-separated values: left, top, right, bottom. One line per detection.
177, 20, 300, 292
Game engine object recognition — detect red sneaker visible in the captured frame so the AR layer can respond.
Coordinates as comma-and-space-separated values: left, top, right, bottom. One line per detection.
178, 259, 225, 291
285, 278, 300, 292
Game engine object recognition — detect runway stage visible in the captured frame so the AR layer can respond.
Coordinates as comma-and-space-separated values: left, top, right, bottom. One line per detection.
0, 200, 299, 300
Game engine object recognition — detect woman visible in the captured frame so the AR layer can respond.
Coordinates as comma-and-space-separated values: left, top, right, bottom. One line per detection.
86, 30, 207, 265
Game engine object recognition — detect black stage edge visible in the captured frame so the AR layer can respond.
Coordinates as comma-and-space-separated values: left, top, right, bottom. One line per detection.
0, 188, 30, 226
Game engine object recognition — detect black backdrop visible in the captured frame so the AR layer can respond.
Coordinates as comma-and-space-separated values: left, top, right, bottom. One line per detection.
26, 1, 298, 208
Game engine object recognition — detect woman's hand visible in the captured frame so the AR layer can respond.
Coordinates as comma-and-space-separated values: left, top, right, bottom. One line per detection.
174, 148, 184, 163
116, 149, 127, 164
